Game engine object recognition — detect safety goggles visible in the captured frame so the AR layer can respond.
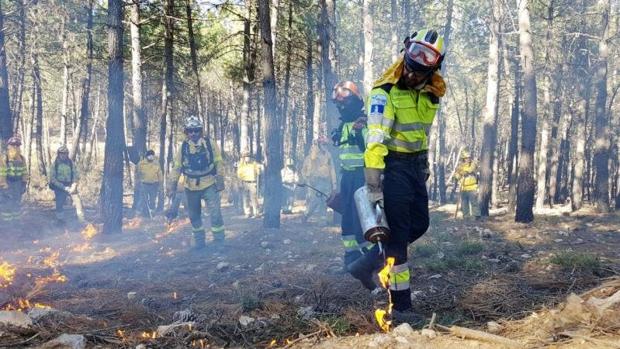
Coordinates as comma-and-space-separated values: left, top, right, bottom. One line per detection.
332, 86, 353, 102
406, 41, 442, 69
186, 128, 202, 135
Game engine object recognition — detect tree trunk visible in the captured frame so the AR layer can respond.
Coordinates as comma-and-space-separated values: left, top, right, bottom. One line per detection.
304, 33, 314, 155
258, 0, 282, 228
280, 1, 293, 157
186, 0, 205, 122
160, 0, 176, 190
71, 0, 94, 160
507, 50, 520, 211
11, 0, 26, 136
479, 0, 501, 216
130, 1, 146, 157
59, 13, 70, 146
515, 0, 538, 223
240, 2, 254, 156
362, 0, 374, 93
0, 1, 12, 142
32, 53, 45, 176
319, 0, 338, 133
593, 0, 611, 212
102, 0, 125, 234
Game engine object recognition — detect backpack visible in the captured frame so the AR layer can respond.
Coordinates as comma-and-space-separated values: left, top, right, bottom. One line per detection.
48, 159, 74, 190
180, 137, 216, 180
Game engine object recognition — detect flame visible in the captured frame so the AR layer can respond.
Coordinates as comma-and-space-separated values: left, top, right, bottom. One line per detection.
375, 257, 395, 332
124, 217, 143, 229
141, 331, 157, 339
81, 224, 98, 240
269, 339, 277, 347
3, 298, 52, 311
173, 291, 177, 299
0, 261, 16, 288
72, 242, 92, 252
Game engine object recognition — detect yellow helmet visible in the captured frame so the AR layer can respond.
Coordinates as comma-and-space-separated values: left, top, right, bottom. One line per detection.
461, 150, 471, 159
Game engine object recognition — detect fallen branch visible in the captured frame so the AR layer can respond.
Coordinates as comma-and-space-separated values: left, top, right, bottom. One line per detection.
559, 331, 619, 348
438, 325, 523, 348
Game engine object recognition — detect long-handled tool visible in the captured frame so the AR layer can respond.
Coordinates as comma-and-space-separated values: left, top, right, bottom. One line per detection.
298, 183, 343, 214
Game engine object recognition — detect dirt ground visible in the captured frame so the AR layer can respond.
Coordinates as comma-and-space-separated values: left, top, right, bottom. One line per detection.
0, 200, 619, 348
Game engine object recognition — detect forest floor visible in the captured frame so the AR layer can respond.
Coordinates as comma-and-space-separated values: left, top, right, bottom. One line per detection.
0, 200, 619, 348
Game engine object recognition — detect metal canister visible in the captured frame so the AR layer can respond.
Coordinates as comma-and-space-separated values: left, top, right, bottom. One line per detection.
354, 186, 390, 243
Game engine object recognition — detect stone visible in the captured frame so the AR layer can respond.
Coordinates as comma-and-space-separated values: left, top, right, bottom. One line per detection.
283, 239, 292, 245
0, 311, 32, 328
40, 334, 86, 349
297, 306, 315, 319
487, 321, 502, 334
392, 323, 415, 336
157, 321, 195, 336
135, 345, 147, 349
504, 261, 520, 273
232, 281, 240, 289
260, 241, 269, 248
305, 264, 316, 272
428, 274, 442, 279
488, 258, 500, 263
216, 262, 230, 271
28, 308, 73, 323
554, 239, 563, 243
520, 254, 531, 259
127, 292, 137, 300
239, 315, 255, 327
420, 328, 437, 338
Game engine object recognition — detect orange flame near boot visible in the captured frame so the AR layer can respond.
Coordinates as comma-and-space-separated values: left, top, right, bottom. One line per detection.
375, 257, 395, 332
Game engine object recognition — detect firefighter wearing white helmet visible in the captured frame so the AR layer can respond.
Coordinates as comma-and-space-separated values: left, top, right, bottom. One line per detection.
349, 29, 448, 326
454, 149, 480, 219
167, 116, 226, 250
49, 145, 79, 222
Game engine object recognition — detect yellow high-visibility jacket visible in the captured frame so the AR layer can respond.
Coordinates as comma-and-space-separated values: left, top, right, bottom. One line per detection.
454, 161, 479, 192
137, 158, 162, 184
364, 58, 442, 169
301, 145, 337, 189
0, 147, 28, 188
237, 160, 262, 182
339, 122, 367, 171
49, 158, 78, 188
169, 137, 223, 192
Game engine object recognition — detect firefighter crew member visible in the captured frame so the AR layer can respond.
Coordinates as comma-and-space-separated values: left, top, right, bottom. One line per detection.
48, 145, 78, 222
137, 149, 162, 217
330, 80, 373, 272
281, 158, 299, 214
454, 150, 481, 219
301, 137, 337, 224
349, 29, 447, 325
167, 116, 226, 250
0, 135, 28, 222
237, 153, 262, 218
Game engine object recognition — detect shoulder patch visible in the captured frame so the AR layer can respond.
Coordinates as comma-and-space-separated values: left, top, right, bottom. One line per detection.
369, 94, 387, 115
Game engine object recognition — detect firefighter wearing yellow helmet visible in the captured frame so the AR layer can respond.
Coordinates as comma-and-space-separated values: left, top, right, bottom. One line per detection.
454, 149, 481, 218
167, 116, 226, 250
0, 135, 28, 222
348, 29, 447, 326
49, 145, 79, 222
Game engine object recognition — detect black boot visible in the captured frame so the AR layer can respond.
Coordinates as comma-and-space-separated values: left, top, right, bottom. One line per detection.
191, 231, 206, 251
346, 251, 383, 290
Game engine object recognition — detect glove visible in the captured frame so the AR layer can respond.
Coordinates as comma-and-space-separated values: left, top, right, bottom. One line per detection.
64, 186, 72, 193
215, 175, 225, 192
352, 117, 367, 130
69, 183, 77, 194
364, 168, 383, 206
423, 72, 446, 98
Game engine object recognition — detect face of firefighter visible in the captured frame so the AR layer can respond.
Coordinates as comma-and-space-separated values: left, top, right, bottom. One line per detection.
401, 64, 433, 89
7, 145, 20, 159
335, 96, 364, 122
58, 152, 69, 161
146, 155, 155, 161
186, 128, 202, 142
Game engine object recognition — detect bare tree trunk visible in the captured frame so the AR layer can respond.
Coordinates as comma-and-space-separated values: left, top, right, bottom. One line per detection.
304, 32, 314, 155
160, 0, 176, 193
515, 0, 538, 223
102, 0, 125, 234
319, 0, 338, 133
32, 52, 45, 176
362, 0, 374, 93
258, 0, 282, 228
186, 0, 205, 121
11, 0, 26, 135
71, 0, 94, 160
59, 13, 70, 146
240, 2, 254, 156
280, 1, 293, 157
130, 1, 146, 157
593, 0, 611, 212
507, 50, 520, 211
479, 0, 500, 216
0, 1, 12, 142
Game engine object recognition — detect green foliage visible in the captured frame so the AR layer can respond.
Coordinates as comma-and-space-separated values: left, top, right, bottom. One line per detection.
455, 240, 485, 256
413, 243, 439, 258
424, 255, 484, 273
549, 252, 601, 272
319, 315, 352, 335
240, 294, 263, 312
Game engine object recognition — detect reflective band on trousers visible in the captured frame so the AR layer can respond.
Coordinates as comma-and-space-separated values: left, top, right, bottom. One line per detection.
359, 241, 373, 251
212, 225, 225, 234
192, 226, 205, 233
389, 263, 411, 291
386, 138, 423, 152
342, 235, 360, 252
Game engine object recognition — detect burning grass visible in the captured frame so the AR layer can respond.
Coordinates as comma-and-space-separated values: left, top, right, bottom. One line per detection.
0, 261, 16, 288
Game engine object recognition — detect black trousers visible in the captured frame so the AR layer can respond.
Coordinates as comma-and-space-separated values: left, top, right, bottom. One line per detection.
382, 152, 430, 310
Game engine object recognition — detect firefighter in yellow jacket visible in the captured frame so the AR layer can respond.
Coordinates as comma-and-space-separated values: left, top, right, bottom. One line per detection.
0, 135, 28, 222
349, 29, 447, 325
237, 153, 262, 218
49, 145, 78, 222
167, 116, 226, 250
454, 150, 480, 219
137, 149, 162, 217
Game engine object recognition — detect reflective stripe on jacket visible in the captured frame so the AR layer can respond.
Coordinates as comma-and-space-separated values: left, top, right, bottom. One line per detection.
365, 84, 439, 169
237, 161, 261, 182
455, 161, 479, 192
339, 122, 366, 171
169, 137, 223, 191
137, 159, 161, 184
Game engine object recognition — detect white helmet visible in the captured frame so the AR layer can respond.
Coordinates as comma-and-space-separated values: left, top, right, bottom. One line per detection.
184, 115, 202, 131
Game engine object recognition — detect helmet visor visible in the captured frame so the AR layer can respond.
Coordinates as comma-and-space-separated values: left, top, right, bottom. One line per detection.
332, 86, 353, 102
406, 42, 441, 68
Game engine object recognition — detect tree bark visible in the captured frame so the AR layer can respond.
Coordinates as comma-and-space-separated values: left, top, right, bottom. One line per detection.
258, 0, 282, 228
240, 1, 254, 156
186, 0, 205, 122
280, 1, 293, 158
160, 0, 176, 186
32, 52, 45, 176
479, 0, 501, 216
130, 0, 146, 158
0, 1, 12, 142
102, 0, 125, 234
593, 0, 611, 212
59, 12, 70, 146
11, 0, 27, 136
515, 0, 538, 223
304, 32, 314, 155
362, 0, 374, 93
319, 0, 338, 134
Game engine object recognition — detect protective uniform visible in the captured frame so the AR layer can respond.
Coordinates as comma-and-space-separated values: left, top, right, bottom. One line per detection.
281, 161, 299, 213
356, 29, 447, 316
454, 154, 480, 218
49, 146, 78, 221
331, 81, 372, 267
0, 137, 28, 222
237, 157, 262, 217
301, 142, 337, 223
137, 155, 162, 216
168, 117, 226, 249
